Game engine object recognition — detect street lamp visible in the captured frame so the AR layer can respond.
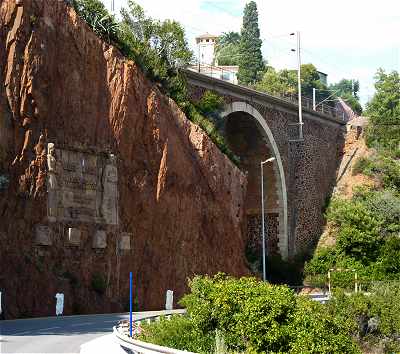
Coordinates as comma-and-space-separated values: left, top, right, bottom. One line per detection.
260, 156, 276, 281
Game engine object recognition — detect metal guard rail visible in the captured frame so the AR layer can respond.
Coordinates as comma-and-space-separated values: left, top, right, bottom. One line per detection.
114, 310, 195, 354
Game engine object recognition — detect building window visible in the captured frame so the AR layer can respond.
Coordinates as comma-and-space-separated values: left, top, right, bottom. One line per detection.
222, 72, 231, 81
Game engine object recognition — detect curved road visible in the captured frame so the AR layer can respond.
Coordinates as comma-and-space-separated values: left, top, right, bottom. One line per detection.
0, 310, 179, 353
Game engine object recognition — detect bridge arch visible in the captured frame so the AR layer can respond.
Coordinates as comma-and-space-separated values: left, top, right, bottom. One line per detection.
222, 101, 288, 260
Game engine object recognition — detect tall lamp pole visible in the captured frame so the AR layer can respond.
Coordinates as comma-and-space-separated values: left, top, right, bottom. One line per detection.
261, 156, 276, 281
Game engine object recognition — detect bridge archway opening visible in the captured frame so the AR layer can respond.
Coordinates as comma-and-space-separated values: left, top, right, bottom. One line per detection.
222, 102, 288, 266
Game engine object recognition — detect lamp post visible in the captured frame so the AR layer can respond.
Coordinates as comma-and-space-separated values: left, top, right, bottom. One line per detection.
261, 156, 276, 281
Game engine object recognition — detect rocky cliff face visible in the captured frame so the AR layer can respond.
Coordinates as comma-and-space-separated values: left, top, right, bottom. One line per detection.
0, 0, 248, 318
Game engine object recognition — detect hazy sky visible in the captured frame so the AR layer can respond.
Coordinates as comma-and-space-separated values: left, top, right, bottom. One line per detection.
101, 0, 400, 106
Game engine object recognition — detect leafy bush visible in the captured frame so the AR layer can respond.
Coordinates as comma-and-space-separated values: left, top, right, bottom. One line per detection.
72, 0, 119, 42
306, 188, 400, 287
195, 91, 225, 116
357, 155, 400, 190
379, 236, 400, 275
327, 198, 384, 263
177, 274, 360, 353
289, 296, 361, 354
327, 284, 400, 352
138, 315, 214, 354
304, 247, 337, 275
352, 157, 374, 175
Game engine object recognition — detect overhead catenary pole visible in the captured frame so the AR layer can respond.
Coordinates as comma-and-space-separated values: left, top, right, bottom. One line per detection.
296, 31, 303, 140
313, 87, 316, 111
198, 42, 201, 73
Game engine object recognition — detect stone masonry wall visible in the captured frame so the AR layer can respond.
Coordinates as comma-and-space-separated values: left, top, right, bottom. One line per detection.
188, 82, 345, 258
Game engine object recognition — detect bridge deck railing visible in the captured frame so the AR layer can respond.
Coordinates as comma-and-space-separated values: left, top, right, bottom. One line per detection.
186, 63, 347, 122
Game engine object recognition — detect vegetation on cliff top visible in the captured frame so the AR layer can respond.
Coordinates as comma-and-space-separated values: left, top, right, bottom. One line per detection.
72, 0, 238, 165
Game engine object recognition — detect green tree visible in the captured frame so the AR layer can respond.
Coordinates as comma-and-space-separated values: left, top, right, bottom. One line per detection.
330, 79, 360, 99
300, 63, 325, 98
72, 0, 119, 42
119, 1, 192, 81
329, 79, 362, 114
255, 66, 296, 96
218, 31, 241, 47
366, 69, 400, 150
215, 32, 241, 66
255, 64, 329, 103
237, 1, 264, 85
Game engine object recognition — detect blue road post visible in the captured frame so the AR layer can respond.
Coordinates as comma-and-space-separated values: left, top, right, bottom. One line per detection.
129, 272, 133, 337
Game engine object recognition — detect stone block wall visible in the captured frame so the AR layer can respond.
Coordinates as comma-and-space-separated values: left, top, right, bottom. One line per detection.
187, 81, 345, 258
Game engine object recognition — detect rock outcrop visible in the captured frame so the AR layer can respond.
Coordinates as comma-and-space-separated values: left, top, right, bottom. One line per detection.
0, 0, 248, 318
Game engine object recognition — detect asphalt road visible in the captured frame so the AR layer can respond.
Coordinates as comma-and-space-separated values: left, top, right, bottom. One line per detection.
0, 310, 174, 353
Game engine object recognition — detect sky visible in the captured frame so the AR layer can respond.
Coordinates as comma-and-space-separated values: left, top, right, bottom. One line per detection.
101, 0, 400, 106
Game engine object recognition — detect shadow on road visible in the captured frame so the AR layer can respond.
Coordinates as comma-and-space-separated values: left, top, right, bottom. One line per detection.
0, 313, 129, 337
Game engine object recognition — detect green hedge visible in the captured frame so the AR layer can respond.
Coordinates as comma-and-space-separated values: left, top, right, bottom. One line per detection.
140, 274, 360, 353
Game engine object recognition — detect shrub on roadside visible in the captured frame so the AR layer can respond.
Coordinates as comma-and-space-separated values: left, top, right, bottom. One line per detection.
178, 274, 359, 353
327, 284, 400, 352
289, 296, 361, 354
138, 315, 214, 353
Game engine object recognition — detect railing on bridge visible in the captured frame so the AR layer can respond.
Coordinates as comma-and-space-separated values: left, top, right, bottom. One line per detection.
186, 62, 347, 122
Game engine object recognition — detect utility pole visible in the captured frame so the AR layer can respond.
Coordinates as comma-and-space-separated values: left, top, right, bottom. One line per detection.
313, 87, 316, 111
291, 31, 303, 140
198, 43, 201, 73
296, 31, 303, 140
111, 0, 115, 13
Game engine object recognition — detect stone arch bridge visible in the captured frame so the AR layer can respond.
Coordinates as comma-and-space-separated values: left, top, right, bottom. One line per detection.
184, 69, 346, 260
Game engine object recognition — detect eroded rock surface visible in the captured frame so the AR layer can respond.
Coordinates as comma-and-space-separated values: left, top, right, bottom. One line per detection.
0, 0, 248, 318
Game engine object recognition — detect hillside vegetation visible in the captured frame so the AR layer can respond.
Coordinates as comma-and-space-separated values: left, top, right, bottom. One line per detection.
72, 0, 238, 164
305, 69, 400, 289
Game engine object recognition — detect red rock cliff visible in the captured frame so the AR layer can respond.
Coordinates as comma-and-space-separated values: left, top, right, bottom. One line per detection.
0, 0, 248, 318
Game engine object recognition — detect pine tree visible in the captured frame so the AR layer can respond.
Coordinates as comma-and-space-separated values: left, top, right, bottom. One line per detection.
237, 1, 264, 85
